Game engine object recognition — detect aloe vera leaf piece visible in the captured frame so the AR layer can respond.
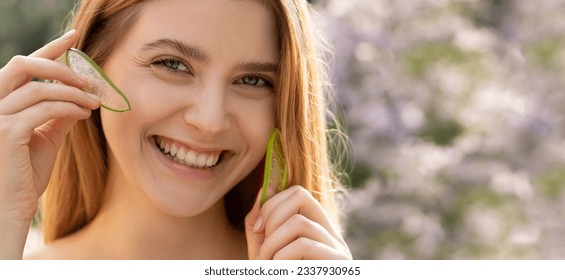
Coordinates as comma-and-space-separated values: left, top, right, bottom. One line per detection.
260, 128, 288, 206
65, 48, 131, 112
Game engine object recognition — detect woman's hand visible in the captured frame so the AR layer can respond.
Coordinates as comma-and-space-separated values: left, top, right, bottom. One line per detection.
0, 30, 100, 259
245, 185, 352, 260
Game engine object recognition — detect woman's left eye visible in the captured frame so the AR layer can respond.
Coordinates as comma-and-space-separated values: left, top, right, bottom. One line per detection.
236, 76, 272, 87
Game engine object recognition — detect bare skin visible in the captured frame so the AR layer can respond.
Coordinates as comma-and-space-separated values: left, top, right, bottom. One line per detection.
0, 30, 99, 259
1, 0, 351, 260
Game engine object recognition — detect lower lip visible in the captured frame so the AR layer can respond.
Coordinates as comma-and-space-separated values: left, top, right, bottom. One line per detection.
151, 139, 218, 181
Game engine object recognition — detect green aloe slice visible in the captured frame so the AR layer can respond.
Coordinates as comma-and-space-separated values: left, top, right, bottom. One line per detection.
65, 48, 131, 112
260, 128, 288, 206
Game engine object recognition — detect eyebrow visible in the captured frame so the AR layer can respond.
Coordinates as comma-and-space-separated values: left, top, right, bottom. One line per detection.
235, 61, 279, 74
140, 38, 210, 63
140, 38, 279, 73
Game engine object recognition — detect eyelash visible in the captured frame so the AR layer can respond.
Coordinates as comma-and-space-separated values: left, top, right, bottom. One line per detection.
150, 57, 274, 89
235, 75, 274, 89
151, 57, 191, 74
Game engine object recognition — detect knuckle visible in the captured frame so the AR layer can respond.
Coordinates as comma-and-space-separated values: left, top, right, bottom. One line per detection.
5, 55, 29, 73
296, 237, 315, 249
9, 55, 27, 65
296, 236, 309, 244
289, 213, 307, 226
293, 185, 311, 198
2, 55, 31, 84
0, 116, 25, 140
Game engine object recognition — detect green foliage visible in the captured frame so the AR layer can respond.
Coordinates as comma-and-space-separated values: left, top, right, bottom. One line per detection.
368, 229, 417, 259
526, 38, 564, 69
348, 161, 373, 189
442, 187, 507, 232
319, 0, 565, 259
404, 42, 481, 77
0, 0, 75, 66
418, 114, 465, 146
538, 167, 565, 198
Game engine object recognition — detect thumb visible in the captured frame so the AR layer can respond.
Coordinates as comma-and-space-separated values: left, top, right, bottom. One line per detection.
245, 190, 264, 260
34, 117, 79, 151
29, 118, 79, 188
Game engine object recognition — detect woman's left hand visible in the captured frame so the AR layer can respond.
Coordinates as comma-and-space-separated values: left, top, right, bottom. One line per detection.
245, 185, 352, 260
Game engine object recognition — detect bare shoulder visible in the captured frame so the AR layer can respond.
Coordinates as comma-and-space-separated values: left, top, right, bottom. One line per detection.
23, 241, 75, 260
23, 233, 86, 260
23, 244, 60, 260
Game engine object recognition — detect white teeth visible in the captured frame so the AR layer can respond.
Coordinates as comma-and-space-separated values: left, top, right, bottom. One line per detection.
185, 150, 197, 165
176, 147, 186, 161
196, 154, 207, 167
206, 155, 216, 167
156, 136, 221, 168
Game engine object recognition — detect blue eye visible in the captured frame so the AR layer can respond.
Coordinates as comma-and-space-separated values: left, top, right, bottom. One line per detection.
244, 76, 263, 85
153, 58, 189, 73
237, 76, 272, 87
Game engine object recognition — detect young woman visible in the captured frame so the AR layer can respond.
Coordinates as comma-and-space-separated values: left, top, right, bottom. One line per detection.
0, 0, 351, 259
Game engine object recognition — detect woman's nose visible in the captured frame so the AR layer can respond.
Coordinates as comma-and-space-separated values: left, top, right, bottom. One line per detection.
182, 85, 230, 135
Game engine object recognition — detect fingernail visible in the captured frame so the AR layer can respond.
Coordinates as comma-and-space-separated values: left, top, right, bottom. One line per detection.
61, 29, 76, 40
76, 76, 89, 86
86, 92, 100, 102
253, 216, 263, 233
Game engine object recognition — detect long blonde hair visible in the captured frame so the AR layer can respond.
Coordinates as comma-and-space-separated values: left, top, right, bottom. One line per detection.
42, 0, 344, 243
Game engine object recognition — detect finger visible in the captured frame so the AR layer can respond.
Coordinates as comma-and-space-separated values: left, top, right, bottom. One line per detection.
0, 81, 99, 114
272, 238, 351, 260
258, 213, 343, 260
245, 190, 265, 260
29, 29, 77, 60
0, 56, 88, 97
12, 101, 93, 134
259, 185, 341, 241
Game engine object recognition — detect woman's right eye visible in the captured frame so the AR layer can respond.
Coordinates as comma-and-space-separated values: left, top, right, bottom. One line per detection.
151, 58, 191, 74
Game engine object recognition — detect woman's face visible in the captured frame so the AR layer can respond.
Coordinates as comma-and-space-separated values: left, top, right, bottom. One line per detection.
100, 0, 278, 216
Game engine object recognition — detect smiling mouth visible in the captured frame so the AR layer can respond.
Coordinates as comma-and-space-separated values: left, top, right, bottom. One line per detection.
153, 136, 223, 169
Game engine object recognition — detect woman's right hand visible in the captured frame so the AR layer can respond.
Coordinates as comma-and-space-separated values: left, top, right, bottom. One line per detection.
0, 30, 100, 259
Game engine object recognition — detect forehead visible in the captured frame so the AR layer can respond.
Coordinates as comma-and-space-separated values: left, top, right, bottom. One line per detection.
124, 0, 280, 61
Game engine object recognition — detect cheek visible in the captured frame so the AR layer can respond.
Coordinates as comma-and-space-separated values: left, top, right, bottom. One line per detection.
101, 75, 177, 132
120, 75, 172, 115
99, 74, 162, 152
100, 109, 138, 154
103, 57, 181, 121
232, 97, 276, 154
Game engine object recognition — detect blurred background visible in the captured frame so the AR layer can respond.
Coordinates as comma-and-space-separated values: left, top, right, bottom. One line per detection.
3, 0, 565, 259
